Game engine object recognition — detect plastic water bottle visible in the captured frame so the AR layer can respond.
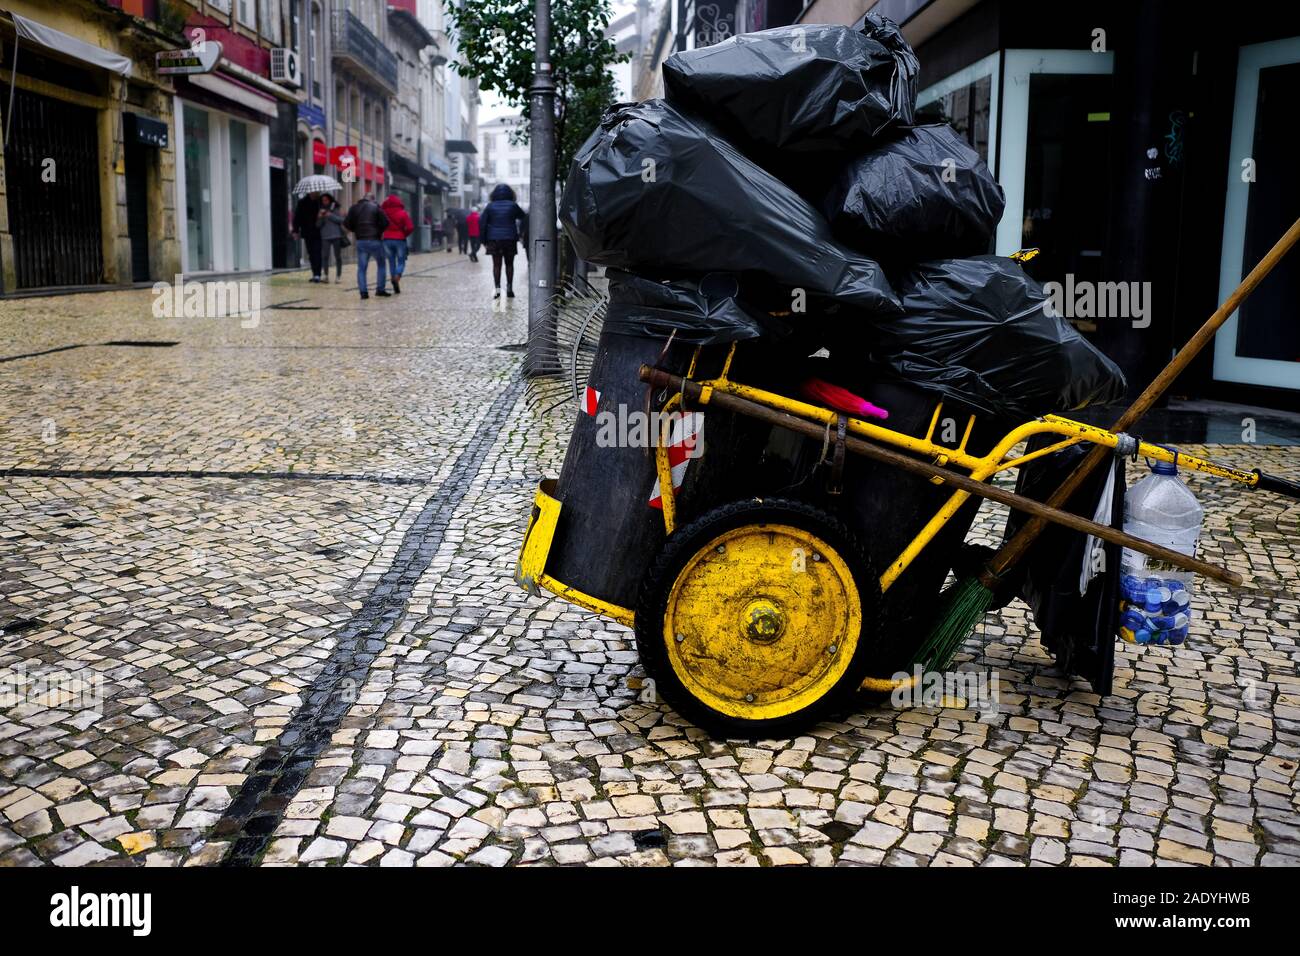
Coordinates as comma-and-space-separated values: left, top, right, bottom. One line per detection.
1121, 455, 1203, 577
1119, 453, 1203, 648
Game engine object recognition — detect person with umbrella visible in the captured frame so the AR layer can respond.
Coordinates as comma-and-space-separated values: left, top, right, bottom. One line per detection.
292, 174, 342, 283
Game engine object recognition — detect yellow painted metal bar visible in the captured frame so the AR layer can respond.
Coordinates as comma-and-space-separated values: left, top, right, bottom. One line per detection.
704, 378, 1067, 474
516, 479, 563, 595
956, 415, 976, 455
999, 437, 1086, 471
719, 342, 738, 381
1044, 416, 1259, 485
516, 480, 636, 627
924, 403, 944, 442
537, 573, 636, 628
655, 394, 683, 534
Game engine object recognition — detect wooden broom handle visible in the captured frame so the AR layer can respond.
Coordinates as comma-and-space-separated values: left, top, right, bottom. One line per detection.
985, 215, 1300, 583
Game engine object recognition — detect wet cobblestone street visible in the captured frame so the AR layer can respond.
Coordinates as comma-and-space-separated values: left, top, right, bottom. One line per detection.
1, 254, 1297, 867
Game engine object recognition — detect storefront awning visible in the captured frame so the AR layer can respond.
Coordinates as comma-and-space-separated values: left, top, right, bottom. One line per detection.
9, 13, 132, 76
190, 72, 279, 118
445, 139, 478, 154
388, 152, 443, 188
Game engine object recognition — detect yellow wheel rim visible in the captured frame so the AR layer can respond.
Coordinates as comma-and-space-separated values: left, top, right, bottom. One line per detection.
663, 523, 862, 721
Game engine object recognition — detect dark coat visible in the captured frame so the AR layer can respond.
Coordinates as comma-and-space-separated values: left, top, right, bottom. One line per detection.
481, 184, 527, 242
344, 199, 390, 241
293, 195, 321, 236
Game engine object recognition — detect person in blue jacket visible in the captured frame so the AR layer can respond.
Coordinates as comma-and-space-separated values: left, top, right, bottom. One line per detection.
480, 183, 528, 299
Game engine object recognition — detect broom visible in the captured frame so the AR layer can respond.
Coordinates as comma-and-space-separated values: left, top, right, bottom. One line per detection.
916, 216, 1300, 672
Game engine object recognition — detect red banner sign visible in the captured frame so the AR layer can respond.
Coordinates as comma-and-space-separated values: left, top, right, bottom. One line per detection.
329, 145, 358, 169
312, 139, 328, 166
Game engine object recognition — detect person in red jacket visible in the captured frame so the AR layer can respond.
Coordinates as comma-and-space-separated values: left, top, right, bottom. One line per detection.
466, 206, 481, 262
380, 194, 415, 294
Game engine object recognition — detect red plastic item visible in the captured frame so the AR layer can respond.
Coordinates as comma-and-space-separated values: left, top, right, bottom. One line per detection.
800, 378, 890, 420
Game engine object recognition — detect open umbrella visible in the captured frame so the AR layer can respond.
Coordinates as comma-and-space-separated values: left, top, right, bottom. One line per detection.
293, 174, 342, 196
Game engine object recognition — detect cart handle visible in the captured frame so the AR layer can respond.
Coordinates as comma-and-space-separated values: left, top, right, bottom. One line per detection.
1252, 469, 1300, 500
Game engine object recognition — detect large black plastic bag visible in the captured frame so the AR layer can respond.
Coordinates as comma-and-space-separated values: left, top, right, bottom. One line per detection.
823, 124, 1005, 261
562, 99, 900, 315
859, 257, 1126, 420
661, 14, 918, 157
604, 270, 794, 344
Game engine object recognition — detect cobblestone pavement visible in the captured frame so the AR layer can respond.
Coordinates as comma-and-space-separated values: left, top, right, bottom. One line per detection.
1, 255, 1297, 867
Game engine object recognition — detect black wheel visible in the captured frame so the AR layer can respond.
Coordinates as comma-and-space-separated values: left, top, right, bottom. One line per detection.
634, 497, 882, 738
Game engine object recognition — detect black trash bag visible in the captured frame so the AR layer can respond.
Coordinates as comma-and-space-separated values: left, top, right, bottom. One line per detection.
1003, 440, 1126, 697
823, 124, 1005, 261
562, 99, 900, 316
855, 256, 1127, 420
662, 14, 918, 158
604, 270, 794, 344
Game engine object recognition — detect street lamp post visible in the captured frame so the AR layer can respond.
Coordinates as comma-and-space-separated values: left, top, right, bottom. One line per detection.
526, 0, 559, 376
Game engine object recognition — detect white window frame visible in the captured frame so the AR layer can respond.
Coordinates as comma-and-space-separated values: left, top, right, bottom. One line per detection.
917, 50, 1001, 175
1213, 35, 1300, 390
995, 49, 1114, 256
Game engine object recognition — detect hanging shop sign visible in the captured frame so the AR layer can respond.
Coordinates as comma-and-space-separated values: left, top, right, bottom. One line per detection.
125, 113, 169, 148
156, 42, 223, 75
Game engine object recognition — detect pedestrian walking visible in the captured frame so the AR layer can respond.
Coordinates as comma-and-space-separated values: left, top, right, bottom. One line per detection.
380, 194, 415, 294
466, 206, 481, 262
455, 207, 469, 255
481, 183, 528, 299
343, 191, 391, 300
442, 212, 456, 253
292, 191, 324, 282
317, 194, 347, 283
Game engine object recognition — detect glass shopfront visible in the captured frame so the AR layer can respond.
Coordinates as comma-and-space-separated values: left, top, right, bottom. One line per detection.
183, 106, 214, 272
175, 100, 271, 274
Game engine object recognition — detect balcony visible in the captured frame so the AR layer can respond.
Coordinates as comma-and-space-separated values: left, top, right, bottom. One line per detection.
426, 29, 450, 67
331, 9, 399, 94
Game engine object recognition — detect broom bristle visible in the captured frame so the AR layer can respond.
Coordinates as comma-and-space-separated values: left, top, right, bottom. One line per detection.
911, 576, 995, 673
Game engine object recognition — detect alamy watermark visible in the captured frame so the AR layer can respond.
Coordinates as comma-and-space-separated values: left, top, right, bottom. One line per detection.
151, 275, 261, 328
1043, 275, 1152, 329
593, 404, 704, 457
888, 664, 1000, 713
0, 662, 105, 716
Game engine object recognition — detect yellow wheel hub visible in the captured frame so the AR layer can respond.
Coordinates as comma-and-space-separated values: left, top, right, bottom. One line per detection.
663, 523, 862, 721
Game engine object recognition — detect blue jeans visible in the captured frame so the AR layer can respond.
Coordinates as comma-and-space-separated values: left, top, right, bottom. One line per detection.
383, 238, 408, 277
356, 239, 387, 294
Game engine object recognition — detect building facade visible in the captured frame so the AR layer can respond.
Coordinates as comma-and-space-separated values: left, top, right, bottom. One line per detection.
0, 0, 183, 291
633, 0, 805, 99
328, 0, 394, 209
477, 114, 529, 207
386, 0, 446, 250
169, 0, 305, 276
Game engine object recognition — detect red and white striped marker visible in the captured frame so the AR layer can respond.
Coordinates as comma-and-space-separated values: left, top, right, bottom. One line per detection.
581, 386, 601, 416
648, 412, 704, 509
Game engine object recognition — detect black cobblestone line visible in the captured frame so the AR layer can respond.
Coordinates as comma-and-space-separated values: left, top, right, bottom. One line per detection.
216, 374, 525, 866
0, 344, 86, 364
0, 468, 429, 486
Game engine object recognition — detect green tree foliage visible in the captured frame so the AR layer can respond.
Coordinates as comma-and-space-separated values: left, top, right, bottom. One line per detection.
445, 0, 626, 180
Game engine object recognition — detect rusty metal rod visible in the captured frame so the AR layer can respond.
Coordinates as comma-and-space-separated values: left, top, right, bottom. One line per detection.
639, 365, 1244, 588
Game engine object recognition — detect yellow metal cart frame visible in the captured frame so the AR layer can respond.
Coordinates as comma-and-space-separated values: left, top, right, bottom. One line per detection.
517, 344, 1262, 699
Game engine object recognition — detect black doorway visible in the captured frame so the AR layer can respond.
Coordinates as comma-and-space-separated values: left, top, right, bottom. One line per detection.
124, 137, 151, 282
271, 166, 289, 268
